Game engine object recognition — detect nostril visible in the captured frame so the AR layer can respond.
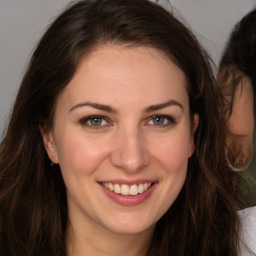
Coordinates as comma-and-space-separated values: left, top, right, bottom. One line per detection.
109, 152, 150, 172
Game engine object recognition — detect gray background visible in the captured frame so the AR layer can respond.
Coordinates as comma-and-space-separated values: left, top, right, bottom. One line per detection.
1, 0, 256, 135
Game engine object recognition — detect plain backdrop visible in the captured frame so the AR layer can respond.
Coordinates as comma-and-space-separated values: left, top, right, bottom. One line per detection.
0, 0, 256, 135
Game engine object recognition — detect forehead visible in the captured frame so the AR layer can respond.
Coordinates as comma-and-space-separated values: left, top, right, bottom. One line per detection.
56, 44, 189, 112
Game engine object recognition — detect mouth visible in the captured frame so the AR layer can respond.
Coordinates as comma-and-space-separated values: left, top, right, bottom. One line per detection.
101, 182, 153, 196
99, 180, 156, 206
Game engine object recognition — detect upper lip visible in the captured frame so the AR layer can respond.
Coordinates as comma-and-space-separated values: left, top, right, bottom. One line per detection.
97, 179, 157, 185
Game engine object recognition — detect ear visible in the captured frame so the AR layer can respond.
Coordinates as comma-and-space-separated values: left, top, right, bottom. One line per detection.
40, 125, 59, 164
189, 113, 199, 157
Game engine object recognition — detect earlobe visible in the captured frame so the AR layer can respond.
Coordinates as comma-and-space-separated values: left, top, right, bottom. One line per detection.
189, 114, 199, 157
39, 126, 59, 164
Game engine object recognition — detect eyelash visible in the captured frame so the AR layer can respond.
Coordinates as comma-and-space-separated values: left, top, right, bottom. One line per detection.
79, 115, 111, 129
79, 114, 176, 129
146, 115, 177, 127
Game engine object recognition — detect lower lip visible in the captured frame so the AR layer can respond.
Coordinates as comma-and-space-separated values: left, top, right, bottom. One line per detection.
100, 183, 156, 206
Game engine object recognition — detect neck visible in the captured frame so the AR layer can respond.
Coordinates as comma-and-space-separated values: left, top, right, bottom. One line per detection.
66, 217, 154, 256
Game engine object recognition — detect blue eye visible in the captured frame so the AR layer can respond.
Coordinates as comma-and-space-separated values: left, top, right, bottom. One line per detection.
80, 116, 109, 128
148, 115, 176, 127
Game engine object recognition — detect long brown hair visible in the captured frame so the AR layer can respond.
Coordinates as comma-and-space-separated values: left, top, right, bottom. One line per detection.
0, 0, 240, 255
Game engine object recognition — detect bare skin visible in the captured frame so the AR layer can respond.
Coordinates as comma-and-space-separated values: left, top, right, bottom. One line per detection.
42, 44, 198, 255
66, 220, 154, 256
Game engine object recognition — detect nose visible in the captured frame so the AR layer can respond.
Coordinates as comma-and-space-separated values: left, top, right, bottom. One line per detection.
109, 128, 150, 172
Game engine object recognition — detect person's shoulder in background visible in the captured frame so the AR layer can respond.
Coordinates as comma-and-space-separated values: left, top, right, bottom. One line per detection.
238, 206, 256, 255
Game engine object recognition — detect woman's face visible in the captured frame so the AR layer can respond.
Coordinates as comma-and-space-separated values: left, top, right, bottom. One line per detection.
42, 45, 198, 236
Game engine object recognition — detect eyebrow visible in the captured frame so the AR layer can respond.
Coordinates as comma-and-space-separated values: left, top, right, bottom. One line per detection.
145, 99, 183, 112
69, 99, 183, 113
69, 102, 118, 113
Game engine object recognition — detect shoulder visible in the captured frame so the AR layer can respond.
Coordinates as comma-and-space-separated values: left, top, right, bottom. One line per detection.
238, 206, 256, 255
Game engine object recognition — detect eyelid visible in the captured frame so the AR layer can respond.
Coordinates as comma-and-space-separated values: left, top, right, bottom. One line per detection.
79, 115, 112, 128
145, 114, 177, 127
78, 114, 177, 129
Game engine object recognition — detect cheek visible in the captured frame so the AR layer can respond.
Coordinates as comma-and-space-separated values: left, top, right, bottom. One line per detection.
55, 131, 111, 177
149, 132, 191, 170
158, 138, 189, 188
147, 134, 190, 218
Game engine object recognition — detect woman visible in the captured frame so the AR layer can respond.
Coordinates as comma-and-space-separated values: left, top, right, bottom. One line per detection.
0, 0, 241, 255
218, 9, 256, 255
218, 9, 256, 206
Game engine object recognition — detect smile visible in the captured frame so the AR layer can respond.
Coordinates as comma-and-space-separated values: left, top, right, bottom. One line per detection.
101, 182, 152, 196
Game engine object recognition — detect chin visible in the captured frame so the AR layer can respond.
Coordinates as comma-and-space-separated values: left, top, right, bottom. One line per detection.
101, 214, 156, 235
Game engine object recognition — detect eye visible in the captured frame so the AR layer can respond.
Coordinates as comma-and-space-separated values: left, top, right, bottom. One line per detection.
147, 115, 176, 127
80, 115, 110, 128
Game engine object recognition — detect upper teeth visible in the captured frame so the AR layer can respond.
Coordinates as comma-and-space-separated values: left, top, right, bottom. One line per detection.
102, 182, 152, 196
